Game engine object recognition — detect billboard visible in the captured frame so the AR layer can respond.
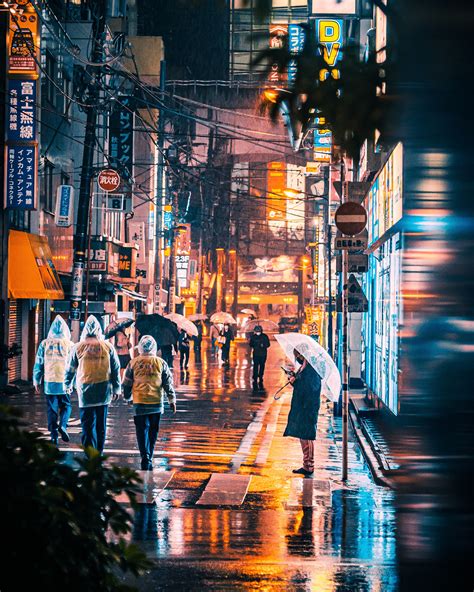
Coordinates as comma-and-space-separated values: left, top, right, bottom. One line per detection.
288, 24, 305, 85
8, 11, 39, 75
239, 255, 299, 284
108, 96, 134, 175
366, 143, 403, 245
362, 233, 402, 415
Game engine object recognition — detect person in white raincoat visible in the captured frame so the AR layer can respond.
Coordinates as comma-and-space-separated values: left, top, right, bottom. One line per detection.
33, 316, 74, 445
65, 315, 121, 454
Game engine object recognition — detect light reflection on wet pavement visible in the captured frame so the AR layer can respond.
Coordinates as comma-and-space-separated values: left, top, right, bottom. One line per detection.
8, 339, 397, 591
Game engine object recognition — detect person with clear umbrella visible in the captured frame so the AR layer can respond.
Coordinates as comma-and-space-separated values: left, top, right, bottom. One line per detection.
33, 316, 74, 445
65, 315, 121, 454
122, 335, 177, 470
284, 348, 322, 477
274, 335, 341, 478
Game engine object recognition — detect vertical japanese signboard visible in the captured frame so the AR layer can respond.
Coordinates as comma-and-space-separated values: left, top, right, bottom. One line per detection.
108, 96, 134, 176
7, 79, 36, 141
269, 24, 288, 86
288, 24, 305, 85
313, 19, 344, 163
267, 161, 286, 221
4, 3, 39, 210
5, 145, 37, 209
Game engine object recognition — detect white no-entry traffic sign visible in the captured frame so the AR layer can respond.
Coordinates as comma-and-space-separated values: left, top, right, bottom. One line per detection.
335, 201, 367, 236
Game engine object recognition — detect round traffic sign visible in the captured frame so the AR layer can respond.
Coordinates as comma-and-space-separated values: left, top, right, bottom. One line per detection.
335, 201, 367, 236
97, 168, 121, 193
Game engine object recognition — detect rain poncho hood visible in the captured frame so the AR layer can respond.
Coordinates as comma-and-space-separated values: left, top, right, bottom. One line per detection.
138, 335, 158, 356
80, 315, 104, 341
65, 315, 121, 408
33, 317, 74, 395
47, 315, 71, 340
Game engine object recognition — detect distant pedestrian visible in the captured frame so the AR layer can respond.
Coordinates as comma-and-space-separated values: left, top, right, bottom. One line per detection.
159, 344, 175, 370
284, 348, 322, 477
105, 314, 132, 379
65, 315, 121, 454
178, 330, 190, 370
33, 316, 74, 445
209, 323, 219, 356
192, 321, 203, 362
123, 335, 177, 470
249, 325, 270, 390
219, 323, 234, 366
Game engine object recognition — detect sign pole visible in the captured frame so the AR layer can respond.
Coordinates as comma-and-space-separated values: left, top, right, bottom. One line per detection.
342, 243, 349, 481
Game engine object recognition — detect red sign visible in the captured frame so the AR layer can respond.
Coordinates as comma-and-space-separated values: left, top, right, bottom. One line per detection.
97, 169, 121, 193
335, 202, 367, 236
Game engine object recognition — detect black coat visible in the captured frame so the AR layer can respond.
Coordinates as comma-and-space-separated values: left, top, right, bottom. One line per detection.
283, 364, 321, 441
249, 333, 270, 358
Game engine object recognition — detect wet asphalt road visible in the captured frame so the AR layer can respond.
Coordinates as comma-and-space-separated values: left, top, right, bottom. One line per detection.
6, 339, 397, 591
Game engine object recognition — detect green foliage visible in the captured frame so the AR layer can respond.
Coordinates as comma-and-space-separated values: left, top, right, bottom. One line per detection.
0, 406, 151, 592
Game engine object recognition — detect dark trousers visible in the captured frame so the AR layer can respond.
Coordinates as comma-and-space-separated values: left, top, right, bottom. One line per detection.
180, 347, 189, 369
161, 345, 174, 369
252, 356, 267, 382
134, 413, 161, 465
46, 394, 72, 439
222, 346, 230, 363
80, 404, 108, 453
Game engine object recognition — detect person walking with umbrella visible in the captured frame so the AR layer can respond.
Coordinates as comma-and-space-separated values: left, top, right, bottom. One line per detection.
105, 314, 132, 379
284, 347, 322, 477
249, 325, 270, 391
219, 323, 234, 366
122, 335, 176, 470
178, 330, 190, 370
65, 315, 121, 454
33, 316, 74, 445
209, 323, 220, 356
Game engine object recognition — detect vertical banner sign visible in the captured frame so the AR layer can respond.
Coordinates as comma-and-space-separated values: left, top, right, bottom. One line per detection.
288, 24, 305, 85
7, 79, 36, 141
54, 185, 74, 227
313, 19, 344, 163
269, 24, 288, 85
267, 161, 286, 221
5, 145, 36, 209
108, 96, 134, 175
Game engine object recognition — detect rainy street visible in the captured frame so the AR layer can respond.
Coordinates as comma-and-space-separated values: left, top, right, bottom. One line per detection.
10, 340, 397, 591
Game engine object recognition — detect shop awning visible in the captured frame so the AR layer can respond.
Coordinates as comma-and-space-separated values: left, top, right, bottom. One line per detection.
8, 230, 65, 300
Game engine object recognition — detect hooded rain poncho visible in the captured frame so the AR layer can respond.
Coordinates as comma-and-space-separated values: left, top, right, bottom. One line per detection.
65, 315, 121, 408
33, 316, 74, 395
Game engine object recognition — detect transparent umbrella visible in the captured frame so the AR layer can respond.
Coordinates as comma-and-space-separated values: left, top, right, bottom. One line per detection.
240, 308, 256, 315
188, 313, 208, 321
210, 312, 237, 324
244, 319, 279, 332
165, 313, 199, 337
274, 333, 341, 402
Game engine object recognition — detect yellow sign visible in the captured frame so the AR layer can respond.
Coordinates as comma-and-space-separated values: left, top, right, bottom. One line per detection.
8, 11, 40, 76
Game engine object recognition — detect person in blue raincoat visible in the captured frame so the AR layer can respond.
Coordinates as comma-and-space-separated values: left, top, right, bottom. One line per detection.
122, 335, 176, 470
283, 348, 322, 477
33, 315, 74, 445
65, 315, 121, 454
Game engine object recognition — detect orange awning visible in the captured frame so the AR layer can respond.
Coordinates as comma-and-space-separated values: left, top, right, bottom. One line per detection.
8, 230, 65, 300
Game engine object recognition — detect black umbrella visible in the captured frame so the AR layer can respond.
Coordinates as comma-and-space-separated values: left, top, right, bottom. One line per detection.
104, 318, 134, 339
135, 314, 179, 347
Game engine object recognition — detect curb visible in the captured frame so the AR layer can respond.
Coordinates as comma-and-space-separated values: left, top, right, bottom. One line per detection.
349, 407, 395, 489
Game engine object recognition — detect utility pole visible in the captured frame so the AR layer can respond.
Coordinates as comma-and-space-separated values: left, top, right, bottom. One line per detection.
166, 188, 179, 314
231, 190, 240, 318
154, 60, 166, 314
324, 166, 333, 358
69, 0, 107, 340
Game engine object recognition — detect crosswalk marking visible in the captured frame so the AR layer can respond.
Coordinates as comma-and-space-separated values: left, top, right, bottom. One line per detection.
196, 473, 252, 506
